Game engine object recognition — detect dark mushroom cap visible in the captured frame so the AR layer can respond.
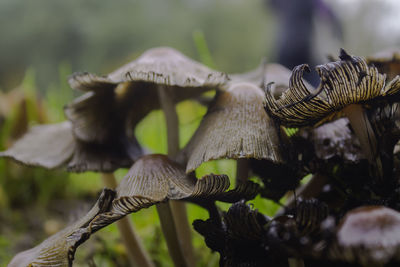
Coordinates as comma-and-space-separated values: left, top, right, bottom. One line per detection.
181, 82, 283, 173
329, 206, 400, 265
66, 47, 228, 145
265, 49, 400, 127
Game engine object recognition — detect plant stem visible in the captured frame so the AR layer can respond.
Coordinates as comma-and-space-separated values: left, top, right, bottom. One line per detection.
157, 86, 195, 267
236, 158, 249, 185
343, 104, 383, 178
101, 173, 154, 267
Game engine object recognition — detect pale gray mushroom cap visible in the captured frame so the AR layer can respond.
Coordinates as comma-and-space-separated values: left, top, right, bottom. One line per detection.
66, 47, 228, 145
329, 206, 400, 265
181, 82, 283, 173
230, 62, 307, 98
0, 121, 139, 172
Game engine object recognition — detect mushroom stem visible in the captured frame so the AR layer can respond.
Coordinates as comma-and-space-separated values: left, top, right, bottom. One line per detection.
157, 86, 195, 267
236, 158, 249, 184
101, 173, 154, 267
342, 104, 383, 178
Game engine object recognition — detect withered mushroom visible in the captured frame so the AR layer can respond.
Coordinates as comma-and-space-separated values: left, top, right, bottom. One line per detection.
328, 206, 400, 266
181, 82, 284, 183
67, 47, 228, 266
265, 49, 400, 179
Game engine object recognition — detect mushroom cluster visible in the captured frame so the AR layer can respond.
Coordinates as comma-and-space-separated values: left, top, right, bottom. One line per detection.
2, 47, 400, 267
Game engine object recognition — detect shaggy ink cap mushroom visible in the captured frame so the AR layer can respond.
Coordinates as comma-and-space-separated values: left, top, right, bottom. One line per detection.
265, 49, 400, 169
329, 206, 400, 266
0, 121, 140, 172
181, 82, 284, 174
66, 47, 228, 146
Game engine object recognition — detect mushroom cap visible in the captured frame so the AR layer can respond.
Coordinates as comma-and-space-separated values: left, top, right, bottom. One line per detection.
8, 189, 115, 267
367, 47, 400, 80
66, 47, 228, 144
330, 206, 400, 265
312, 118, 364, 162
0, 121, 141, 172
116, 154, 196, 203
265, 49, 400, 127
0, 121, 74, 169
230, 62, 298, 97
181, 82, 283, 173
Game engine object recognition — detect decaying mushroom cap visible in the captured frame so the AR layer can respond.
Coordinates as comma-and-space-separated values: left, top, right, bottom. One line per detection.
327, 206, 400, 266
367, 47, 400, 80
66, 47, 228, 144
0, 121, 140, 172
8, 189, 115, 267
265, 49, 400, 127
312, 118, 364, 163
180, 82, 283, 173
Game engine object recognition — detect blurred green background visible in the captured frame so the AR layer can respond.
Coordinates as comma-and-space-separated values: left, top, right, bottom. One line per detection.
0, 0, 399, 266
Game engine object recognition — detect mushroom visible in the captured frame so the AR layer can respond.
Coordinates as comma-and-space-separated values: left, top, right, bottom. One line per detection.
8, 154, 258, 267
328, 206, 400, 266
265, 49, 400, 179
66, 47, 228, 266
367, 47, 400, 80
0, 121, 153, 267
180, 82, 284, 184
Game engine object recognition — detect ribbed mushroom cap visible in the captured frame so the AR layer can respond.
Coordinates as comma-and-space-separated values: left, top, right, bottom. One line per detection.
265, 49, 400, 127
102, 154, 260, 217
8, 189, 115, 267
66, 47, 228, 144
367, 47, 400, 80
0, 121, 140, 172
181, 82, 283, 173
329, 206, 400, 265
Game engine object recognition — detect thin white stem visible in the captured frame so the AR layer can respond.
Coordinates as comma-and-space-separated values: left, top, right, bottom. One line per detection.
157, 86, 195, 267
101, 173, 154, 267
